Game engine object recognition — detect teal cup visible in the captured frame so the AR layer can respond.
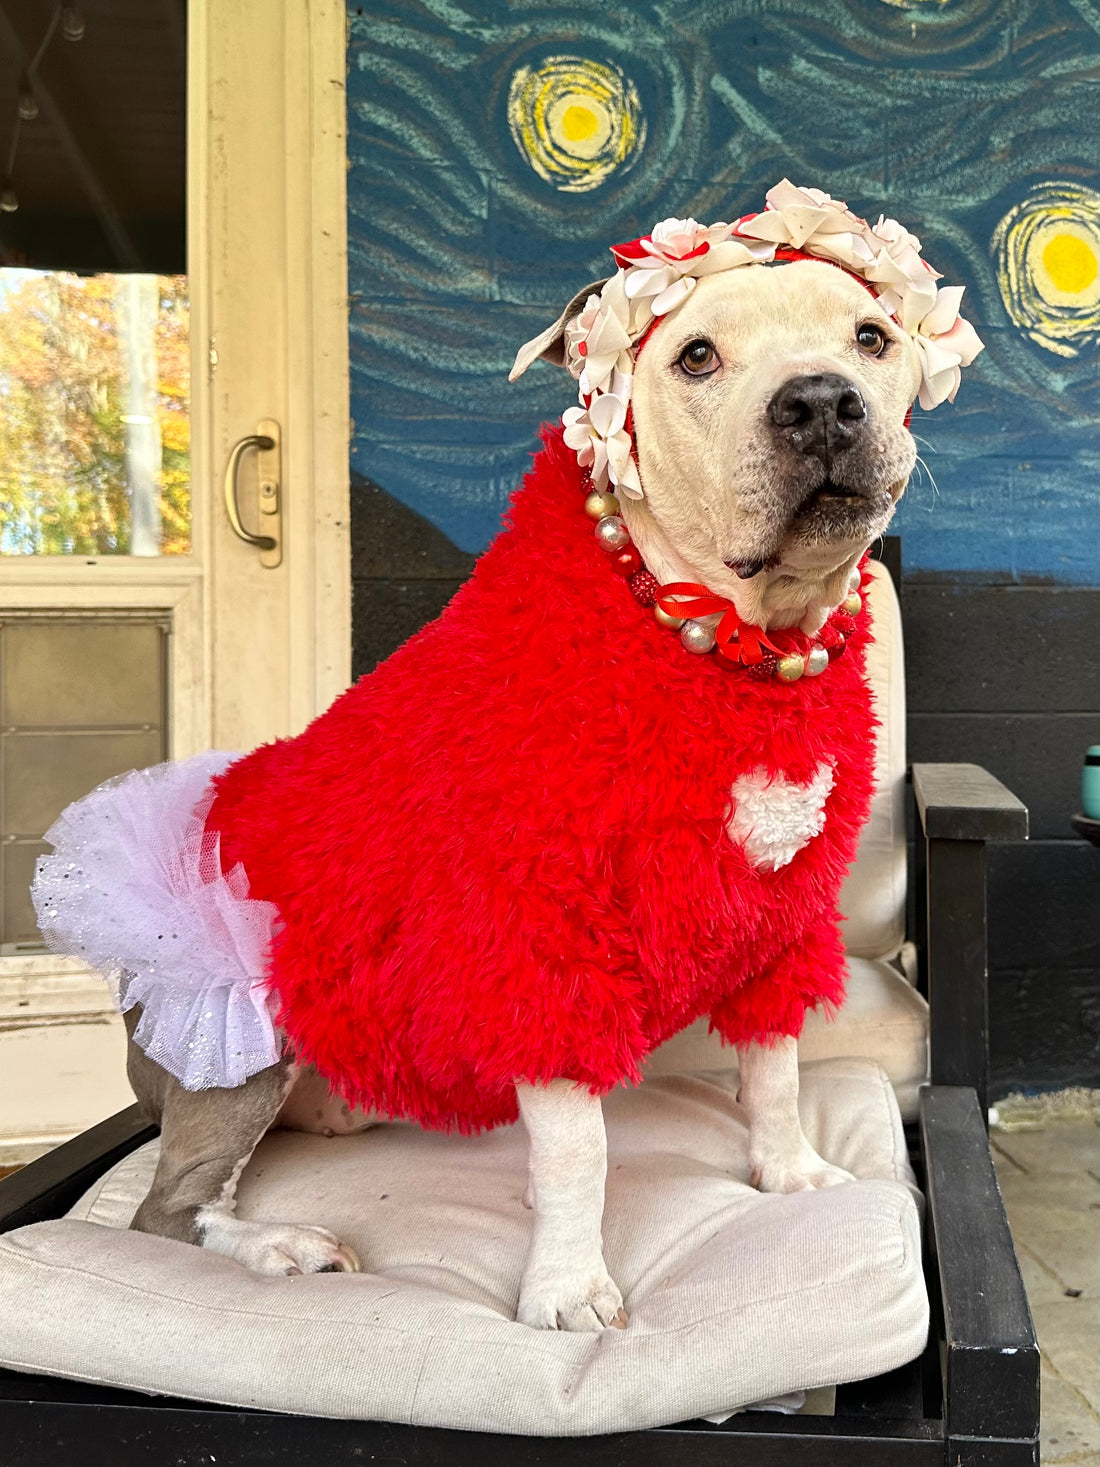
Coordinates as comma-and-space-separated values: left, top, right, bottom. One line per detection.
1084, 745, 1100, 820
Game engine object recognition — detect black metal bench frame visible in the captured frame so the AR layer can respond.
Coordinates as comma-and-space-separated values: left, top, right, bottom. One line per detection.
0, 763, 1038, 1466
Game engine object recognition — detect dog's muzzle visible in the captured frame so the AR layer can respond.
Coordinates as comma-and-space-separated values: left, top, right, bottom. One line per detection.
768, 373, 867, 465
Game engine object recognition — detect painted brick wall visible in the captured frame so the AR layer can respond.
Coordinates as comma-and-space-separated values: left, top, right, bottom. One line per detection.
346, 0, 1100, 1092
904, 585, 1100, 1093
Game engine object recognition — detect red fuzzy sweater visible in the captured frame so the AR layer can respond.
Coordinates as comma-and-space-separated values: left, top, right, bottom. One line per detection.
208, 430, 877, 1132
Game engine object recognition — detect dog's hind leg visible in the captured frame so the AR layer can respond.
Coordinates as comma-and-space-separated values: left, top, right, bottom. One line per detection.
515, 1080, 627, 1332
125, 1008, 360, 1275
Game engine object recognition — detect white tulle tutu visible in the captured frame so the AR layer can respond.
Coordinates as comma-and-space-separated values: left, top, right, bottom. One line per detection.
32, 751, 282, 1091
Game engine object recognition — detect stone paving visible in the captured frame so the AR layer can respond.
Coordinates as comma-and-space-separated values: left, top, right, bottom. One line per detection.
992, 1111, 1099, 1466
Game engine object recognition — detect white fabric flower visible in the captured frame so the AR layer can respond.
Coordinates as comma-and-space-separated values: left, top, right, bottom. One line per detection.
564, 294, 602, 381
617, 218, 728, 316
561, 370, 641, 497
911, 286, 985, 408
574, 273, 633, 395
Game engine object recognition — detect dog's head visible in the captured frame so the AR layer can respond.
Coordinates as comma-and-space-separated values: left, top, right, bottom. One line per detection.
512, 185, 982, 627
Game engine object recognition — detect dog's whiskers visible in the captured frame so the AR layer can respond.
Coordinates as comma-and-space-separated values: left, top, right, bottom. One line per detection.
913, 454, 940, 503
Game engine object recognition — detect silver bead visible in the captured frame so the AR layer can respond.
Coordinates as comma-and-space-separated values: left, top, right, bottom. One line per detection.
594, 515, 630, 551
680, 618, 716, 655
805, 645, 830, 677
848, 565, 862, 592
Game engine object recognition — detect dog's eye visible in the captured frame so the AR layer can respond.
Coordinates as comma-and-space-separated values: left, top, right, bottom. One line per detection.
678, 340, 719, 377
856, 323, 888, 356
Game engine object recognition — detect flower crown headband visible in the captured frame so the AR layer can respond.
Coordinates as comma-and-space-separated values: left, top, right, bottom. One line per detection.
510, 179, 984, 500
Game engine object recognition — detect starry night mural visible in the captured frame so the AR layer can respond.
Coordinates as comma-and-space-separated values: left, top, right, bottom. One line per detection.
346, 0, 1099, 584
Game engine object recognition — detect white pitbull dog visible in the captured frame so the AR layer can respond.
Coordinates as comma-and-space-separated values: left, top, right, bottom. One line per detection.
109, 253, 922, 1334
505, 257, 921, 1327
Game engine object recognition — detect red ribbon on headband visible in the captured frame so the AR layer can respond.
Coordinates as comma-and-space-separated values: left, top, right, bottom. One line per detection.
655, 583, 785, 665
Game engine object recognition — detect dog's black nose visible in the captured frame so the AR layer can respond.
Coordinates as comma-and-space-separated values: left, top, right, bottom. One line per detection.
768, 373, 867, 463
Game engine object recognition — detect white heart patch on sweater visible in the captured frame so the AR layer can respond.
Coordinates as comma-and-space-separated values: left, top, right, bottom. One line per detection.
727, 763, 835, 873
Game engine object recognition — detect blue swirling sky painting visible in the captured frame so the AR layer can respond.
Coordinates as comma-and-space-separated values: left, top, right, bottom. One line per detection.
346, 0, 1099, 583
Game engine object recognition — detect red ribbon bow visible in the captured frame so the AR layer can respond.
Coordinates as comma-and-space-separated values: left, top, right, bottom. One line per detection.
655, 583, 784, 665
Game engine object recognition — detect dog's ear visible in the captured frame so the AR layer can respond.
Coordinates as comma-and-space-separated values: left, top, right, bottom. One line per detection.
508, 279, 611, 381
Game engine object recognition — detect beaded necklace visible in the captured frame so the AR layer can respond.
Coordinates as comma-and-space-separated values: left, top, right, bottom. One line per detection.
580, 466, 865, 683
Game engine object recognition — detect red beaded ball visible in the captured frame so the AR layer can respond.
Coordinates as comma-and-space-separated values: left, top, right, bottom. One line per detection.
611, 545, 643, 577
832, 612, 856, 637
628, 569, 659, 607
744, 654, 779, 680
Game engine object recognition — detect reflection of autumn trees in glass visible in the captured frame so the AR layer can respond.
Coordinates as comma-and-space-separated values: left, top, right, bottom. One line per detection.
0, 273, 189, 555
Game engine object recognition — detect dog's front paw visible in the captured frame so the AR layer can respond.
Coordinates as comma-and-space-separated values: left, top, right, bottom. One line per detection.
199, 1215, 362, 1276
518, 1260, 628, 1332
751, 1140, 855, 1194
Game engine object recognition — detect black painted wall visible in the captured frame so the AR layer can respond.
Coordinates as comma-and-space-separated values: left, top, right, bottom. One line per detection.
351, 485, 1100, 1098
904, 582, 1100, 1096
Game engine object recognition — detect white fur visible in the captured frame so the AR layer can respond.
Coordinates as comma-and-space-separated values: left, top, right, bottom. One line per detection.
727, 761, 834, 871
515, 1080, 626, 1332
197, 1210, 361, 1275
736, 1036, 854, 1192
277, 1060, 378, 1135
195, 1138, 360, 1276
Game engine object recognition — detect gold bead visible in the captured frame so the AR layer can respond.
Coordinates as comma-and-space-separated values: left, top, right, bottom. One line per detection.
653, 604, 685, 630
843, 591, 862, 616
584, 491, 620, 520
776, 653, 806, 682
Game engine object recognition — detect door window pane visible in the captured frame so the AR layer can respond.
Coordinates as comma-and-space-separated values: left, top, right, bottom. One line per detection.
0, 270, 189, 555
0, 613, 168, 953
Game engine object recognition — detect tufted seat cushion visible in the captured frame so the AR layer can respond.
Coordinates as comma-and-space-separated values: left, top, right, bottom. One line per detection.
0, 1057, 927, 1434
0, 560, 931, 1432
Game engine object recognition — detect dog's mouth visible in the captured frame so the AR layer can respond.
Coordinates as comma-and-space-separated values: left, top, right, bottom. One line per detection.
794, 477, 868, 515
723, 479, 884, 577
786, 474, 893, 542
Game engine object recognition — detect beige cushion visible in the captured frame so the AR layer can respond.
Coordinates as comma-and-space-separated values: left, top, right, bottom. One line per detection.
840, 562, 908, 963
0, 1058, 927, 1433
646, 957, 929, 1121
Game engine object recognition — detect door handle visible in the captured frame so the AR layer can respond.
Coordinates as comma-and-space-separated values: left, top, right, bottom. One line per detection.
224, 418, 282, 568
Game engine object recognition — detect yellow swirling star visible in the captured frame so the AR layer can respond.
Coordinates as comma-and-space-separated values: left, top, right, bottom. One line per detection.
507, 56, 645, 194
994, 182, 1100, 357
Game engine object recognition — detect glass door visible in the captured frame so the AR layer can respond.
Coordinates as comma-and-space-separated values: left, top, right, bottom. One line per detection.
0, 0, 349, 1160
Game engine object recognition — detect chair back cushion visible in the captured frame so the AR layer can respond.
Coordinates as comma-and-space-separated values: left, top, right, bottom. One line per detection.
841, 560, 907, 962
644, 957, 928, 1119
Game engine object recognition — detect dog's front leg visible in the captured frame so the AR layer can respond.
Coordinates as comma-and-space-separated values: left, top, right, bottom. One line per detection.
736, 1036, 854, 1193
515, 1080, 627, 1331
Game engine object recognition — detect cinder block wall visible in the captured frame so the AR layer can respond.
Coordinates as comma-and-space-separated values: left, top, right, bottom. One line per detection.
904, 584, 1100, 1094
